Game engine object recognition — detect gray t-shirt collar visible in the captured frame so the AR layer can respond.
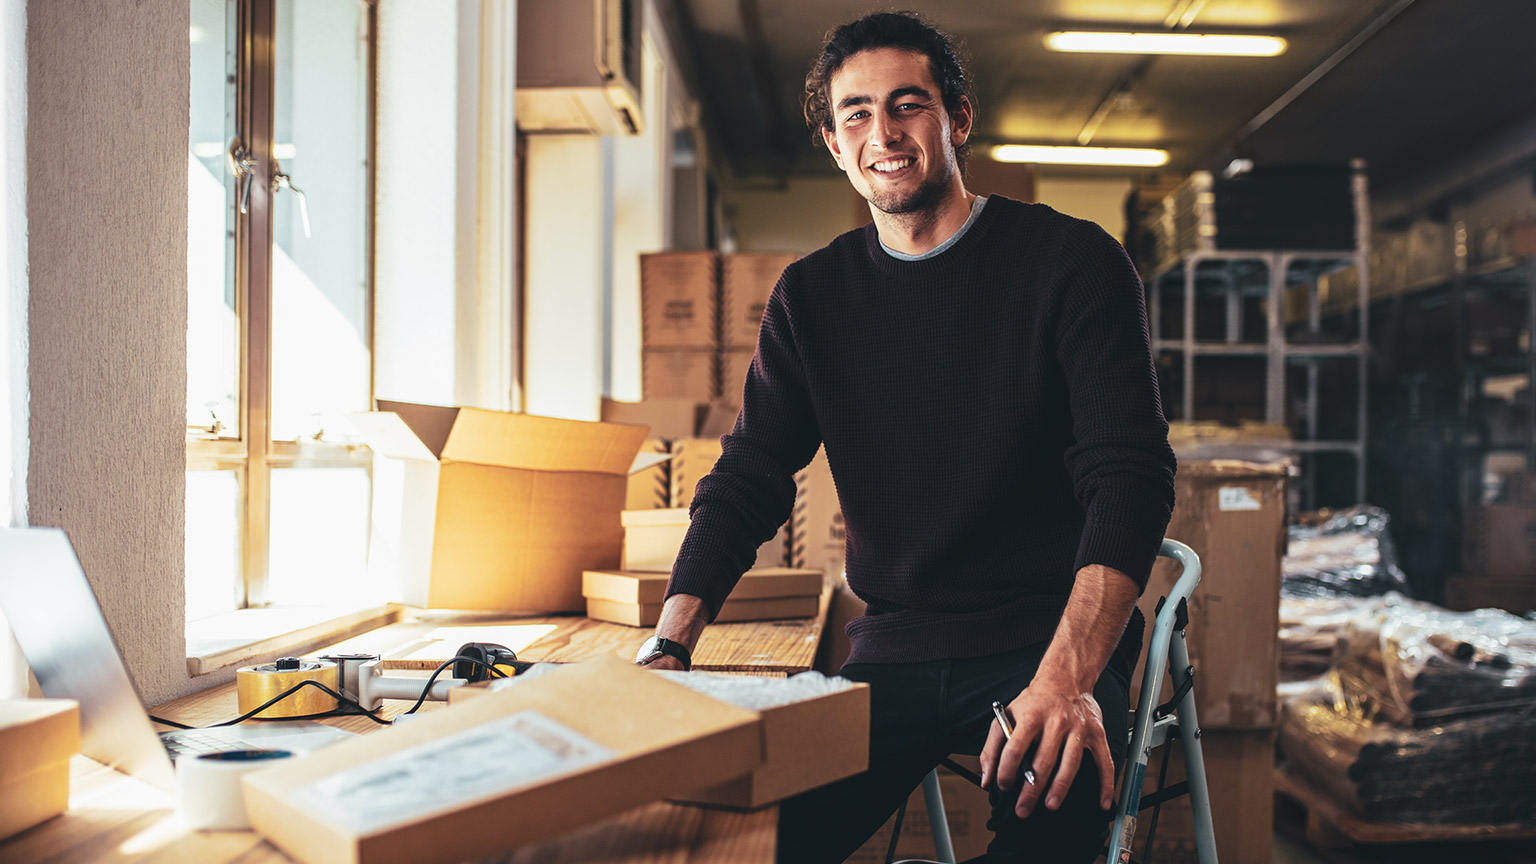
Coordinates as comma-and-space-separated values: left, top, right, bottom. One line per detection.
879, 195, 989, 261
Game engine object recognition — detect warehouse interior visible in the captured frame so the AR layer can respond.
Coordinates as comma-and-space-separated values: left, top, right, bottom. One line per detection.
2, 0, 1536, 862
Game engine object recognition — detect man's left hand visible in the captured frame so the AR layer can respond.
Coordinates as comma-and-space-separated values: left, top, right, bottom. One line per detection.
978, 673, 1116, 818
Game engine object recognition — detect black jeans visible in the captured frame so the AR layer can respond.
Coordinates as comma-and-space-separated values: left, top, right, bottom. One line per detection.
776, 643, 1131, 864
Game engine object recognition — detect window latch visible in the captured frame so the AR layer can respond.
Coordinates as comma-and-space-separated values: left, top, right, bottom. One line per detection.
272, 164, 312, 239
227, 137, 257, 215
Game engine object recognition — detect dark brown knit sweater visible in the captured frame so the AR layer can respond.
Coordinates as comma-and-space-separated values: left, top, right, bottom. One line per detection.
666, 196, 1176, 670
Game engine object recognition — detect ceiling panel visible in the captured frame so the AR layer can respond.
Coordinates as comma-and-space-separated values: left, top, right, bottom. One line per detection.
676, 0, 1536, 190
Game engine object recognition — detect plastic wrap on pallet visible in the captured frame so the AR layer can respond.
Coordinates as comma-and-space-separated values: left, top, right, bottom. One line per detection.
1283, 505, 1410, 598
1279, 674, 1536, 825
1331, 604, 1536, 726
1280, 595, 1385, 681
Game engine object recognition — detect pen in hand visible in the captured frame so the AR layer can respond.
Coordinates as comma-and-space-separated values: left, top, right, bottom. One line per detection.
991, 700, 1036, 786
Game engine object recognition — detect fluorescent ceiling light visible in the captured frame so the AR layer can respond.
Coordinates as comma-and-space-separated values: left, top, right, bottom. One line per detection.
990, 145, 1169, 167
1045, 31, 1287, 56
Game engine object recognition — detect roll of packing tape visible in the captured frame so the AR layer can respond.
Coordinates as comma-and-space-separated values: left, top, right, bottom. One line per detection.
236, 658, 340, 718
176, 748, 294, 831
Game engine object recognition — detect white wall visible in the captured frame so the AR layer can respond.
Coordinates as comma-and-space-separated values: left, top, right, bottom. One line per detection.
523, 135, 607, 420
26, 0, 189, 704
1034, 175, 1132, 243
0, 0, 26, 699
722, 176, 864, 256
375, 0, 516, 411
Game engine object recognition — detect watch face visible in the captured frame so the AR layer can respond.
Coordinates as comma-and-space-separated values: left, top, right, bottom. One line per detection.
635, 636, 661, 662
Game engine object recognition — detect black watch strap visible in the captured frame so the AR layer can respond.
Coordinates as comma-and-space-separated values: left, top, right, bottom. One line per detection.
640, 636, 692, 671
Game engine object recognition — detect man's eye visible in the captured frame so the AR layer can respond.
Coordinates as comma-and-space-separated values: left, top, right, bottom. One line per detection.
844, 111, 869, 123
897, 102, 921, 111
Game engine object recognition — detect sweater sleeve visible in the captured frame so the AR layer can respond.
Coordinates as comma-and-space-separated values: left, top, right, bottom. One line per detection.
665, 271, 823, 620
1053, 221, 1177, 592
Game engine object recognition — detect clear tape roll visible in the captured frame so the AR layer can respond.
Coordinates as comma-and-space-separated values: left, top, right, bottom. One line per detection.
235, 660, 340, 718
176, 748, 294, 831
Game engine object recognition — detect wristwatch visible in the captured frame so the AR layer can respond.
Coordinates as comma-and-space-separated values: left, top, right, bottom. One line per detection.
634, 636, 692, 671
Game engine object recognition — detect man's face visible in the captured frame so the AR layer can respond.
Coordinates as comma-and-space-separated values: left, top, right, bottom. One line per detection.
822, 47, 971, 216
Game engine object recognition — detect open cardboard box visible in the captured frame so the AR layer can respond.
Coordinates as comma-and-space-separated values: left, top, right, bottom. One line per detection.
351, 401, 670, 612
244, 658, 761, 864
663, 673, 869, 810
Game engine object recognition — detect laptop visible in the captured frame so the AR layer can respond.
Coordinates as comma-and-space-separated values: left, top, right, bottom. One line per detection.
0, 527, 355, 792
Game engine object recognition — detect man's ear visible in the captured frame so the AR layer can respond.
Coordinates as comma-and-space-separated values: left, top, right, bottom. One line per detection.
950, 95, 973, 148
822, 126, 846, 170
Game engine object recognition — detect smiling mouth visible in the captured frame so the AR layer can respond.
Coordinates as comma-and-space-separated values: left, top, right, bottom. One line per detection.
869, 157, 914, 174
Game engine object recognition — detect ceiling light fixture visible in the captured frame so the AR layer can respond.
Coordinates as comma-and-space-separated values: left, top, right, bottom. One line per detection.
990, 145, 1170, 167
1045, 31, 1287, 57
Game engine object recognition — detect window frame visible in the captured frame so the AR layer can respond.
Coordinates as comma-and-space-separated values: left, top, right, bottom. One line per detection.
187, 0, 380, 613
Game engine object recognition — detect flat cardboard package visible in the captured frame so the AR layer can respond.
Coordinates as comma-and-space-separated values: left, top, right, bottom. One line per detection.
583, 568, 822, 627
352, 402, 667, 612
668, 674, 870, 810
621, 506, 788, 573
0, 699, 79, 841
1137, 459, 1287, 729
640, 251, 718, 349
244, 658, 760, 864
454, 667, 870, 813
1130, 730, 1275, 864
720, 252, 796, 348
621, 508, 693, 571
642, 348, 717, 401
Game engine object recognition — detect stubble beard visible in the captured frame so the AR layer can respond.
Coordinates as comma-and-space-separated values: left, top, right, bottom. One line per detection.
862, 150, 957, 228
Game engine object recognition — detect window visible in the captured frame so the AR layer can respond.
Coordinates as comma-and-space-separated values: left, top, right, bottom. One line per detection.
186, 0, 377, 620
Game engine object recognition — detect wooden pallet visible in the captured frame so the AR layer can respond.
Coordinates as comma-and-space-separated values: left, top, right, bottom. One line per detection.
1274, 767, 1536, 850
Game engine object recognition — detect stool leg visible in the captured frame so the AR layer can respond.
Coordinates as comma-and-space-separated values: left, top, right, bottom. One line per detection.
920, 768, 956, 864
1169, 629, 1218, 864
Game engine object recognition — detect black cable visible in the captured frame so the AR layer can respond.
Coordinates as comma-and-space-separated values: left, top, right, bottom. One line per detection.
400, 655, 508, 717
163, 656, 511, 730
212, 679, 390, 727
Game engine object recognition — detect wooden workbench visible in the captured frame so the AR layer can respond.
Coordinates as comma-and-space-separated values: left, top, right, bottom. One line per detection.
0, 590, 832, 863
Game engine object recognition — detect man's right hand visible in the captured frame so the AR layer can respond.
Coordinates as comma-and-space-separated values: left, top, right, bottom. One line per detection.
635, 593, 710, 671
637, 653, 688, 671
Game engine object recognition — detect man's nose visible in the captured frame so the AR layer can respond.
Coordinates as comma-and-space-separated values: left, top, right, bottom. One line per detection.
870, 110, 901, 147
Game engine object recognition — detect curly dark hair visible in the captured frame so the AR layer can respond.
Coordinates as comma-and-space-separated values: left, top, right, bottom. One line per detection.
802, 11, 975, 172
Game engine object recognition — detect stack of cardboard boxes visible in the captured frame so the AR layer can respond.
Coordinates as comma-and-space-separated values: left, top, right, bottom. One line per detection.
640, 251, 799, 405
1131, 459, 1288, 864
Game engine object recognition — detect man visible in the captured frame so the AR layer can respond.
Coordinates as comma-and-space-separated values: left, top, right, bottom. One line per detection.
633, 11, 1175, 864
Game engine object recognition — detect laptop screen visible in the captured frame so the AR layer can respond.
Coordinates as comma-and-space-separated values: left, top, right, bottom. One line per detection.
0, 527, 176, 791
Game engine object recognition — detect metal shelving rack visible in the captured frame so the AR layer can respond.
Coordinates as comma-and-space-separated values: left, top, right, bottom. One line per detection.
1451, 253, 1536, 507
1144, 164, 1372, 507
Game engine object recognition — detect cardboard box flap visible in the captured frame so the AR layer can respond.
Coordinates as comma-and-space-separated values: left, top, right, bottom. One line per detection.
376, 400, 461, 460
629, 450, 674, 476
600, 398, 704, 440
441, 410, 648, 475
349, 411, 441, 462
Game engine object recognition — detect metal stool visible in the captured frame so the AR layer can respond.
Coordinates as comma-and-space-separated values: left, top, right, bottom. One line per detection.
904, 538, 1218, 864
